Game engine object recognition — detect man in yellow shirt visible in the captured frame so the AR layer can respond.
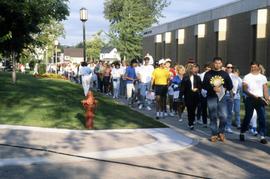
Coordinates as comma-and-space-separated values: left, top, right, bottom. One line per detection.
151, 59, 170, 119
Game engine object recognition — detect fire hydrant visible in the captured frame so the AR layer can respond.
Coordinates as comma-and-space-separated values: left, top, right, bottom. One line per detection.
81, 91, 97, 129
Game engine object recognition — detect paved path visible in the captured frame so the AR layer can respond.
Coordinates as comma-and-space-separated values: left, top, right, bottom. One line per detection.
0, 125, 196, 167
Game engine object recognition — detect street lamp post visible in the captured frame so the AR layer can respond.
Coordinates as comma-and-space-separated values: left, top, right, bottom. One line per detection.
80, 8, 88, 62
54, 40, 59, 64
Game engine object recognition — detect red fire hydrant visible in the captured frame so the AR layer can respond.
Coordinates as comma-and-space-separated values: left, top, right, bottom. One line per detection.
81, 91, 97, 129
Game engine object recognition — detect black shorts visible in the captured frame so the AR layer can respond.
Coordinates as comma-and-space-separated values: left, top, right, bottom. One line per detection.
154, 85, 168, 97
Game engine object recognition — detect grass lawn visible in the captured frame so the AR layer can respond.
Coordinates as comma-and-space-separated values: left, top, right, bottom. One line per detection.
0, 72, 165, 130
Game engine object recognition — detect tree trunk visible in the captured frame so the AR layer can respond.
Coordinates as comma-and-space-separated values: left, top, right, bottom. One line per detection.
12, 53, 16, 84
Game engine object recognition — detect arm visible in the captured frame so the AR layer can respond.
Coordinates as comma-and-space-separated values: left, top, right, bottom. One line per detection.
243, 82, 258, 99
150, 70, 155, 91
202, 72, 212, 92
263, 83, 269, 100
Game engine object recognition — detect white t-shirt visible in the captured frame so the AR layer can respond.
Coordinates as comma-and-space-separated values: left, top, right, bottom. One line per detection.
111, 68, 122, 79
190, 75, 194, 89
199, 72, 207, 97
137, 65, 154, 83
120, 66, 126, 76
243, 73, 267, 97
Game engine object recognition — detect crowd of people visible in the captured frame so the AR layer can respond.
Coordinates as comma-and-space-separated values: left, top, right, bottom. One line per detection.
65, 55, 269, 145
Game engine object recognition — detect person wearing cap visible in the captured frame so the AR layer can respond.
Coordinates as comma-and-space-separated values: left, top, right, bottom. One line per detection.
137, 56, 154, 110
145, 53, 154, 65
151, 59, 170, 119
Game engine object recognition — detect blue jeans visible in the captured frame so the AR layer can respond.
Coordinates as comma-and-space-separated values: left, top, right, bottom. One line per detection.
207, 96, 227, 135
233, 98, 241, 127
225, 95, 234, 129
139, 82, 151, 107
241, 97, 266, 136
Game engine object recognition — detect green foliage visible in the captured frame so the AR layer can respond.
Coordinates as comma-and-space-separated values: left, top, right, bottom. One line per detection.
76, 31, 106, 61
20, 20, 65, 65
38, 64, 47, 75
0, 0, 69, 56
0, 32, 12, 43
0, 72, 165, 129
104, 0, 169, 59
86, 31, 105, 61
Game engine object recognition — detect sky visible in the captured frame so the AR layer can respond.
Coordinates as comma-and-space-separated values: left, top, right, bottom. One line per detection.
59, 0, 238, 46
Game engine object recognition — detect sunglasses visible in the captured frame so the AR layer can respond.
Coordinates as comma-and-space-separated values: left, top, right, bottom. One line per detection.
226, 66, 234, 69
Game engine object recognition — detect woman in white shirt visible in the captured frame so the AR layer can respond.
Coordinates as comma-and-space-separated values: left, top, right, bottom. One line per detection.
111, 62, 122, 98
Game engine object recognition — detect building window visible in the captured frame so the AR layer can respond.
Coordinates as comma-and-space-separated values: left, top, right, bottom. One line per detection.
178, 29, 185, 44
257, 9, 267, 39
218, 18, 227, 41
155, 34, 162, 43
165, 32, 172, 44
198, 24, 206, 38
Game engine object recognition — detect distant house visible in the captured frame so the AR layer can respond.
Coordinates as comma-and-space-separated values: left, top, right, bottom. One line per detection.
63, 48, 83, 64
100, 47, 121, 63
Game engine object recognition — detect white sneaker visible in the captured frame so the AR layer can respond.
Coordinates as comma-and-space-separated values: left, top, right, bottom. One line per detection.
138, 104, 143, 110
160, 112, 164, 118
146, 106, 151, 111
226, 128, 233, 133
178, 118, 183, 122
169, 112, 174, 117
156, 112, 160, 119
164, 112, 168, 117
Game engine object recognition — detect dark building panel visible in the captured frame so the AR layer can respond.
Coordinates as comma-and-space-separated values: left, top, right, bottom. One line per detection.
265, 7, 270, 77
227, 12, 252, 75
171, 31, 177, 63
205, 21, 216, 63
142, 36, 155, 58
156, 43, 163, 61
181, 26, 196, 63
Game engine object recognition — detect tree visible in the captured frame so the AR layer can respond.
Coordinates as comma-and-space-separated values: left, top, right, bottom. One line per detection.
104, 0, 169, 60
21, 20, 65, 65
0, 0, 69, 83
86, 31, 105, 61
76, 31, 106, 61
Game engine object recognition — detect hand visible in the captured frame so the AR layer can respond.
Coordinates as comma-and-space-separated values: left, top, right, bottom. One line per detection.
213, 86, 221, 93
192, 88, 198, 92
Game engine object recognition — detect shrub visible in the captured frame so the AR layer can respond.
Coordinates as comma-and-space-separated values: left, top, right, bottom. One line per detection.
34, 73, 67, 80
38, 64, 46, 74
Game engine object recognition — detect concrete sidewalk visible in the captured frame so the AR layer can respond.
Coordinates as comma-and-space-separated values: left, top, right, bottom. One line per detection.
0, 125, 196, 167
